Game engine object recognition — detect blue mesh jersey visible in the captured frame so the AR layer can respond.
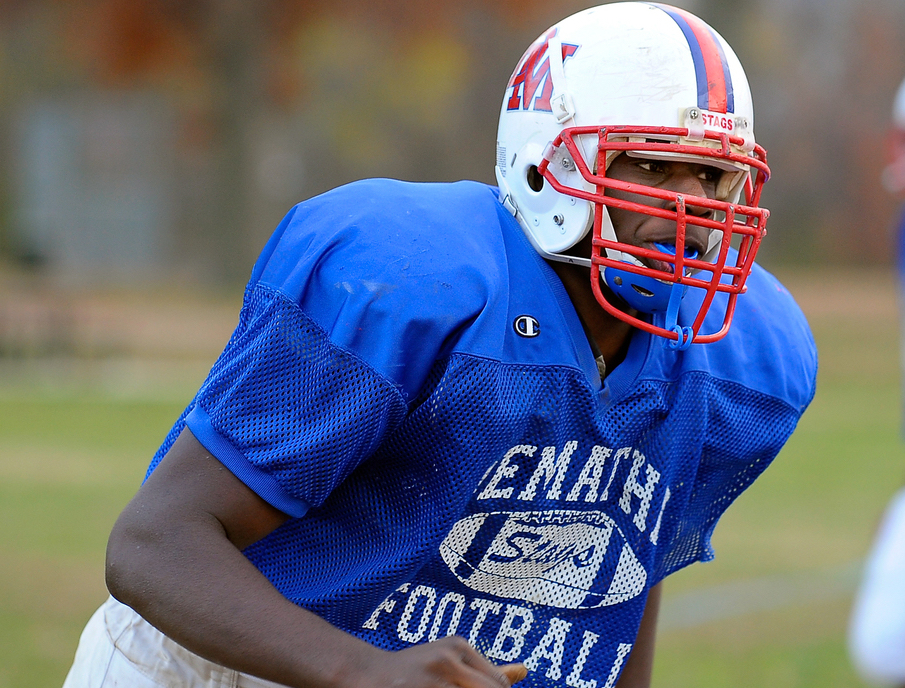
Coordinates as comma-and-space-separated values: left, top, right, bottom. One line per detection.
148, 178, 817, 688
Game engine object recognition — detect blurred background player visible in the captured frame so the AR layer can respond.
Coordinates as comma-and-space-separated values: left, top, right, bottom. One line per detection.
61, 4, 816, 688
849, 488, 905, 687
847, 75, 905, 688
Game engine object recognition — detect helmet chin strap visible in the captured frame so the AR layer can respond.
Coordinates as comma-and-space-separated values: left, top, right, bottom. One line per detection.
664, 285, 693, 351
547, 32, 576, 125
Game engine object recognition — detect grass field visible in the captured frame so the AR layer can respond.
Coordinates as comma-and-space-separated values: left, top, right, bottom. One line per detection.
0, 267, 901, 687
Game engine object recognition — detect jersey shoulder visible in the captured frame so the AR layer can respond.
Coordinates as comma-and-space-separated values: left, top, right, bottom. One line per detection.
253, 178, 508, 293
245, 179, 524, 400
657, 261, 818, 413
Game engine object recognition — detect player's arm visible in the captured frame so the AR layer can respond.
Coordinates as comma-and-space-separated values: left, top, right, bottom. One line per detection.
614, 582, 661, 688
106, 427, 520, 688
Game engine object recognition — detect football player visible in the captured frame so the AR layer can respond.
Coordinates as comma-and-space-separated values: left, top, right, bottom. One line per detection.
63, 4, 817, 688
847, 75, 905, 688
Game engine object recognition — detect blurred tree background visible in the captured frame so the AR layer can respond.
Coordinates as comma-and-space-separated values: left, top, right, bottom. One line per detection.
1, 0, 903, 287
2, 3, 905, 686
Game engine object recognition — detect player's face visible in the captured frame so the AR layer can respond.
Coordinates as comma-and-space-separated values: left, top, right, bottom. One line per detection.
604, 154, 723, 271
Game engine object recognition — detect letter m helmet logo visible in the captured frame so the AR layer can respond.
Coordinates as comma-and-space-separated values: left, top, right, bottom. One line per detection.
506, 29, 579, 113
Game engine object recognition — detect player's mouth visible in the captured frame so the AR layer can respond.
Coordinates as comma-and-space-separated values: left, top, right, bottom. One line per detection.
641, 242, 700, 274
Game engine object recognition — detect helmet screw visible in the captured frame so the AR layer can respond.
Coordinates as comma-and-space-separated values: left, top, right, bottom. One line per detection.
553, 214, 564, 225
688, 108, 699, 120
561, 158, 576, 171
614, 276, 623, 286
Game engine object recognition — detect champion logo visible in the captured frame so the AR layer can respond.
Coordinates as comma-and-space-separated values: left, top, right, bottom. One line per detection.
513, 315, 540, 338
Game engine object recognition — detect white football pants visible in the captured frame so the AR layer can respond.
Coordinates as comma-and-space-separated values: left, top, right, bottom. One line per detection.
62, 596, 287, 687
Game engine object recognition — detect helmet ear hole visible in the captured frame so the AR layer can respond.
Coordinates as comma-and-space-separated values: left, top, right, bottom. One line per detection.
527, 165, 545, 192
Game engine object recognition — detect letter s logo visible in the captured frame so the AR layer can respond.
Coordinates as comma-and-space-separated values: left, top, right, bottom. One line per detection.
487, 530, 542, 564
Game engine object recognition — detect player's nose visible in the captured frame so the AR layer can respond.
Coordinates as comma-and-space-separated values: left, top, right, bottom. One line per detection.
667, 167, 708, 197
663, 170, 715, 219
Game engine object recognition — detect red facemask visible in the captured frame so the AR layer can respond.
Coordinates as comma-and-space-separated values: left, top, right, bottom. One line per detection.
538, 124, 771, 348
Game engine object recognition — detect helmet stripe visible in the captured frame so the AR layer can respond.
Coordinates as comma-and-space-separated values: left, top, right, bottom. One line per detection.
652, 4, 734, 113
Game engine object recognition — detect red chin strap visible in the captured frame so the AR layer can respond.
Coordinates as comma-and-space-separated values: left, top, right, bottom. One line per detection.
538, 124, 771, 347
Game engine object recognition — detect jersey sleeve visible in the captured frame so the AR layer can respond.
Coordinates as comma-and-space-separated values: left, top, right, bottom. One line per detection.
182, 283, 410, 517
152, 179, 505, 517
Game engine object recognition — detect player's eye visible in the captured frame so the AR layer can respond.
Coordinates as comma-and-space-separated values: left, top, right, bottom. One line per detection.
698, 167, 722, 184
637, 160, 666, 174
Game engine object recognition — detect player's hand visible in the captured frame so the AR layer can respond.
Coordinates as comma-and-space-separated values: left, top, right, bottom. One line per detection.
357, 637, 527, 688
498, 663, 528, 684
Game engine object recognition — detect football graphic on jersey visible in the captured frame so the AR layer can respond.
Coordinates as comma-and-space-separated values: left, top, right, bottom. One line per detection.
439, 510, 646, 609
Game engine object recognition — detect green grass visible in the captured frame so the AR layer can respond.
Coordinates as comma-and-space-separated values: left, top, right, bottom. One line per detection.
0, 395, 188, 686
0, 268, 900, 687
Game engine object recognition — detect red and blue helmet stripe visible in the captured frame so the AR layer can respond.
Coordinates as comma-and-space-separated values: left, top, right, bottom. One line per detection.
651, 3, 734, 114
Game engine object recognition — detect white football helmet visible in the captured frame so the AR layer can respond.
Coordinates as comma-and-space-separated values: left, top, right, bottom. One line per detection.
495, 2, 770, 348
